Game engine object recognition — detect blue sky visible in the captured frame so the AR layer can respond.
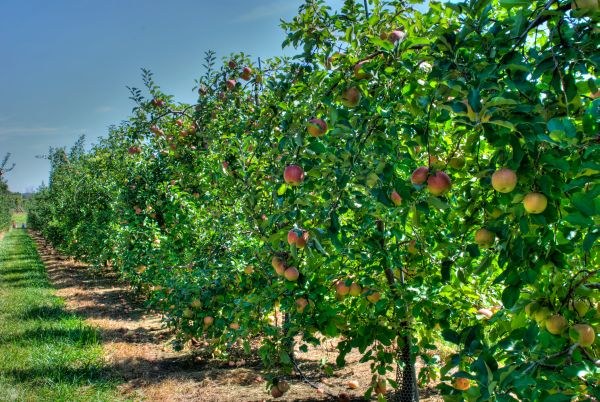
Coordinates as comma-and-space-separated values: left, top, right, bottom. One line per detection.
1, 0, 346, 192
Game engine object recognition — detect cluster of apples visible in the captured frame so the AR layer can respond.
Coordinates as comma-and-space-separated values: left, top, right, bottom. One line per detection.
271, 256, 300, 282
411, 166, 452, 196
225, 60, 254, 91
525, 301, 596, 347
270, 379, 291, 398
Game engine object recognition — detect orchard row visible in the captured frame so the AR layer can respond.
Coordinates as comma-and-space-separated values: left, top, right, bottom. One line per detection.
28, 1, 599, 400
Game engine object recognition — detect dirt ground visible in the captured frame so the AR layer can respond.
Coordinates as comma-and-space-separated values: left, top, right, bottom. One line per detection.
30, 231, 442, 402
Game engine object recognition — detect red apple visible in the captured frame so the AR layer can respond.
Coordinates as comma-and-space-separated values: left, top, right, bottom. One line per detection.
283, 267, 299, 281
390, 190, 402, 206
151, 98, 165, 107
523, 192, 548, 214
296, 297, 308, 313
427, 171, 451, 195
283, 165, 305, 185
453, 378, 470, 391
307, 118, 328, 137
203, 316, 214, 327
287, 229, 308, 248
272, 256, 286, 276
570, 324, 595, 347
388, 30, 406, 44
546, 314, 567, 334
336, 280, 350, 296
241, 66, 252, 80
491, 168, 517, 193
341, 87, 361, 108
128, 146, 141, 155
228, 60, 237, 69
411, 166, 429, 185
226, 79, 236, 90
407, 240, 418, 255
477, 308, 494, 319
349, 282, 362, 297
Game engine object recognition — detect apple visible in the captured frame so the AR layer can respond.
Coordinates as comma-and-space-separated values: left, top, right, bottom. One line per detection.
546, 314, 567, 335
491, 168, 517, 193
427, 171, 451, 195
175, 119, 183, 127
388, 30, 406, 44
411, 166, 429, 185
533, 306, 551, 324
136, 265, 147, 274
296, 297, 308, 313
283, 267, 299, 281
150, 125, 164, 137
570, 324, 595, 347
287, 229, 308, 248
347, 380, 359, 389
229, 322, 240, 330
407, 240, 418, 255
336, 280, 350, 296
474, 228, 495, 248
353, 60, 371, 79
573, 299, 590, 317
241, 66, 252, 80
373, 378, 386, 395
190, 299, 202, 309
349, 282, 362, 297
270, 387, 283, 398
228, 60, 237, 69
477, 308, 494, 319
182, 308, 194, 318
244, 265, 254, 274
307, 118, 328, 137
341, 87, 361, 108
277, 380, 290, 393
429, 155, 444, 169
366, 290, 381, 303
272, 256, 286, 276
523, 192, 548, 214
283, 164, 305, 185
226, 79, 236, 90
151, 98, 165, 107
572, 0, 599, 12
128, 146, 141, 154
390, 190, 402, 206
203, 316, 214, 327
449, 156, 465, 169
453, 378, 470, 391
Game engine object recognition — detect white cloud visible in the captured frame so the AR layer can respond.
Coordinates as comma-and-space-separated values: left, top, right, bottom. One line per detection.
232, 2, 296, 23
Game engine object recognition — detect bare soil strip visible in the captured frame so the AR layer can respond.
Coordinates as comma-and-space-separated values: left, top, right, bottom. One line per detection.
29, 231, 441, 402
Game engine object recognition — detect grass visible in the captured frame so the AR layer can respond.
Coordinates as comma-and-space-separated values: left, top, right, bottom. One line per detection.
11, 212, 27, 227
0, 229, 123, 402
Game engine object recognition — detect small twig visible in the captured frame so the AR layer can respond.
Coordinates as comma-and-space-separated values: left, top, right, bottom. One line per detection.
288, 352, 337, 398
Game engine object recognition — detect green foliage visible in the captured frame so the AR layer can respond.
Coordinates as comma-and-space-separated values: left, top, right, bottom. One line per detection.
28, 0, 599, 399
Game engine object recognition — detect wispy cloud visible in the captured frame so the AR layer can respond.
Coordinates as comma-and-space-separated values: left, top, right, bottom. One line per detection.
232, 2, 296, 23
94, 106, 112, 113
0, 126, 59, 136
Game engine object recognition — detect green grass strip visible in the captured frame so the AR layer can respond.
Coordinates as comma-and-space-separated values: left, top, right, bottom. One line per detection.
0, 230, 123, 402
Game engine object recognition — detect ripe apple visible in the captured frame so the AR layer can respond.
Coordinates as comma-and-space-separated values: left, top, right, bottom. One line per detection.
175, 119, 184, 127
491, 168, 517, 193
427, 171, 451, 195
546, 314, 567, 334
336, 280, 350, 296
296, 297, 308, 313
341, 87, 361, 108
283, 267, 299, 281
347, 380, 359, 389
373, 378, 386, 395
229, 322, 240, 330
283, 164, 305, 185
570, 324, 595, 347
271, 386, 283, 398
474, 228, 495, 248
277, 380, 290, 393
203, 316, 214, 327
241, 66, 252, 80
366, 290, 381, 303
287, 229, 308, 248
307, 118, 328, 137
523, 192, 548, 214
453, 378, 470, 391
151, 98, 165, 107
411, 166, 429, 185
477, 308, 494, 319
190, 299, 202, 309
390, 190, 402, 206
349, 282, 362, 297
388, 30, 406, 44
407, 240, 418, 255
244, 265, 254, 274
272, 256, 286, 276
226, 79, 236, 90
128, 146, 141, 154
353, 60, 371, 79
228, 60, 237, 69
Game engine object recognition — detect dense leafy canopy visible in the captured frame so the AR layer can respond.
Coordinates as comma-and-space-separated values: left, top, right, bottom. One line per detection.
28, 0, 599, 400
